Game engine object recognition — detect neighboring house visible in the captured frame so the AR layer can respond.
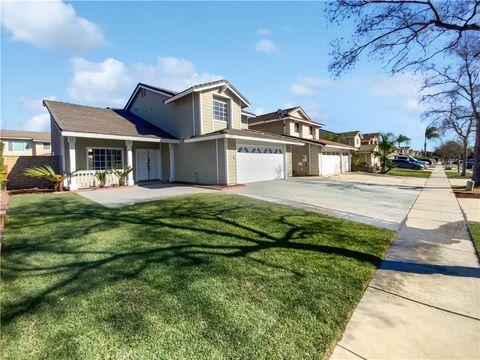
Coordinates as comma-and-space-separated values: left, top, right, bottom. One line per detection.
1, 130, 52, 173
339, 131, 363, 149
44, 80, 303, 190
354, 132, 380, 168
248, 107, 355, 176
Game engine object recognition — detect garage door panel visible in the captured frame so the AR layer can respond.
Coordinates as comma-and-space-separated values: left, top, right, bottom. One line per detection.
237, 145, 284, 184
322, 154, 341, 176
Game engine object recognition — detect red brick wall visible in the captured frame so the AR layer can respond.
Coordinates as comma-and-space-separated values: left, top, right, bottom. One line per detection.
6, 156, 59, 190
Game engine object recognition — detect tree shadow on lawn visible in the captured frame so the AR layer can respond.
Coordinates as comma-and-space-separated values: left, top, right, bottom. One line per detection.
1, 193, 393, 357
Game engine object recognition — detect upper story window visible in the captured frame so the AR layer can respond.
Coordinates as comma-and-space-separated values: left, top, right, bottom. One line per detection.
294, 123, 300, 133
43, 142, 51, 150
213, 97, 228, 122
8, 140, 30, 152
309, 126, 313, 135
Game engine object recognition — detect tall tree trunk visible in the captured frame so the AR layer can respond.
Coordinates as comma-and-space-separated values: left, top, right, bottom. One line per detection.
473, 118, 480, 186
462, 139, 468, 177
424, 137, 427, 158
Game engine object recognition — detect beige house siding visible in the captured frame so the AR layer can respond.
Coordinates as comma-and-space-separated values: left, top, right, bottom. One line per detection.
301, 125, 315, 140
292, 144, 309, 176
249, 121, 285, 135
286, 145, 293, 177
309, 144, 320, 175
241, 115, 249, 130
226, 139, 237, 185
129, 89, 193, 139
174, 141, 218, 184
199, 88, 243, 135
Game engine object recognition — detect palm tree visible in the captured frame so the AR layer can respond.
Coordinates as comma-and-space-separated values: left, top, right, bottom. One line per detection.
424, 126, 440, 157
373, 132, 396, 173
395, 134, 411, 149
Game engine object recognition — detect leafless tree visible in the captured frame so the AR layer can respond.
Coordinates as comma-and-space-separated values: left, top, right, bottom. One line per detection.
326, 0, 480, 76
423, 93, 475, 175
421, 35, 479, 179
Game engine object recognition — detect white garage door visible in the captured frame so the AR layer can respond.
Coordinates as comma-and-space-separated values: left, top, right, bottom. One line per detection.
322, 152, 342, 175
236, 144, 284, 183
341, 153, 350, 172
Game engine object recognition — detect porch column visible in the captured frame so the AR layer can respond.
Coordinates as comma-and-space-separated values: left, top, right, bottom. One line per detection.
126, 140, 134, 186
169, 143, 175, 182
67, 136, 77, 190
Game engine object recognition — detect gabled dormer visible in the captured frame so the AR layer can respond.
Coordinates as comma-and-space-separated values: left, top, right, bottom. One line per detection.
248, 106, 324, 139
124, 80, 250, 139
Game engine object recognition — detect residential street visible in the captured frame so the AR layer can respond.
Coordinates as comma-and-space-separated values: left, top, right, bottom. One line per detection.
330, 166, 480, 359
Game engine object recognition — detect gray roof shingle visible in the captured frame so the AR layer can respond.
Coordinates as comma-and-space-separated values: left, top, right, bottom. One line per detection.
44, 100, 177, 140
0, 130, 51, 142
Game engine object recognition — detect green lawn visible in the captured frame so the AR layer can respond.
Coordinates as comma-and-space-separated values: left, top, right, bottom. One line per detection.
387, 167, 432, 178
1, 193, 396, 359
468, 223, 480, 257
446, 170, 473, 179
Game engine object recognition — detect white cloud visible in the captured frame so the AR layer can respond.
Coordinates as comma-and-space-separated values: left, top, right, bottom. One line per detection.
19, 96, 56, 113
132, 56, 223, 91
257, 28, 270, 36
255, 39, 279, 54
0, 0, 107, 52
24, 113, 50, 132
68, 57, 132, 106
67, 56, 223, 106
289, 76, 334, 97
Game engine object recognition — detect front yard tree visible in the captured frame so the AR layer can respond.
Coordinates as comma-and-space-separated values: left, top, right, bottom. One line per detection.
395, 134, 411, 149
434, 140, 463, 165
374, 132, 396, 173
421, 35, 479, 179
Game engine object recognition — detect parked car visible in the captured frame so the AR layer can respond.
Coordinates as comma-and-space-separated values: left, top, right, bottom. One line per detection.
418, 158, 433, 165
392, 159, 425, 170
394, 155, 429, 167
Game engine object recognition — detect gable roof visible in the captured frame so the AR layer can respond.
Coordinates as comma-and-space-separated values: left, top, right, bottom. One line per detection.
164, 79, 250, 106
249, 106, 324, 127
356, 144, 378, 153
281, 134, 356, 150
1, 130, 50, 142
44, 100, 178, 142
362, 132, 379, 140
124, 83, 178, 110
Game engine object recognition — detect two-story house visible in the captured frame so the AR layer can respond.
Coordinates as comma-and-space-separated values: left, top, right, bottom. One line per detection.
353, 132, 381, 169
1, 130, 52, 173
248, 107, 355, 176
339, 131, 363, 149
44, 80, 303, 190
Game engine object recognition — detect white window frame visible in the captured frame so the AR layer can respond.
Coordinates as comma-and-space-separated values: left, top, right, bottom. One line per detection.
43, 142, 51, 150
309, 126, 313, 135
212, 97, 229, 123
86, 147, 124, 170
8, 140, 30, 152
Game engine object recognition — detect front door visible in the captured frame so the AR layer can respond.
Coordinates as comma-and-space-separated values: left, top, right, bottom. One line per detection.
136, 149, 161, 181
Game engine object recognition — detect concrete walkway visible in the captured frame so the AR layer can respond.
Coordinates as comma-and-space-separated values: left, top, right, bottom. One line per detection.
330, 166, 480, 359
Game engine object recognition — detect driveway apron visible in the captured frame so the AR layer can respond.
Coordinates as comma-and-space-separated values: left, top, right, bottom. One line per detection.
330, 166, 480, 359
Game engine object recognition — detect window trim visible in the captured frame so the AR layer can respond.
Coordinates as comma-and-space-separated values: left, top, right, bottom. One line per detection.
42, 142, 51, 150
309, 126, 313, 135
294, 122, 300, 133
7, 140, 30, 152
86, 146, 124, 170
212, 96, 229, 123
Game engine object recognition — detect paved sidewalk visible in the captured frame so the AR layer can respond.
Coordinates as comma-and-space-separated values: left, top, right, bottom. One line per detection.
330, 166, 480, 359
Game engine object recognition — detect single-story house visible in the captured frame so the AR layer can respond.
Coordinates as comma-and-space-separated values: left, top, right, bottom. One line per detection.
248, 107, 355, 176
44, 80, 303, 190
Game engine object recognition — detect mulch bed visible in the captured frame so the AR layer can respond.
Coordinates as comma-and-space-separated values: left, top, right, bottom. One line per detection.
8, 188, 55, 195
452, 186, 480, 199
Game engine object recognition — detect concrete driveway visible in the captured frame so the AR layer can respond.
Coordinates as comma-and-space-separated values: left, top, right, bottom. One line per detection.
78, 182, 214, 208
232, 173, 427, 230
79, 173, 425, 230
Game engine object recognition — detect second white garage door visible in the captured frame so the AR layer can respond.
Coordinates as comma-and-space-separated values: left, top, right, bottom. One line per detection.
236, 144, 285, 183
321, 152, 342, 175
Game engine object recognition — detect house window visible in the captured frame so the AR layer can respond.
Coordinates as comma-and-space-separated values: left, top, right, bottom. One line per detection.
213, 97, 228, 122
8, 140, 30, 152
309, 126, 313, 135
43, 142, 51, 150
294, 123, 300, 133
87, 148, 123, 170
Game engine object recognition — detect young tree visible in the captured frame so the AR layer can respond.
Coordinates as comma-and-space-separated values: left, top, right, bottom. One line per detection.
423, 93, 475, 176
326, 0, 480, 76
434, 140, 463, 164
373, 132, 396, 173
424, 126, 440, 157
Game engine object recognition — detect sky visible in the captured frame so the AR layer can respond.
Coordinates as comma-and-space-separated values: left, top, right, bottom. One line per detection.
1, 1, 436, 150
